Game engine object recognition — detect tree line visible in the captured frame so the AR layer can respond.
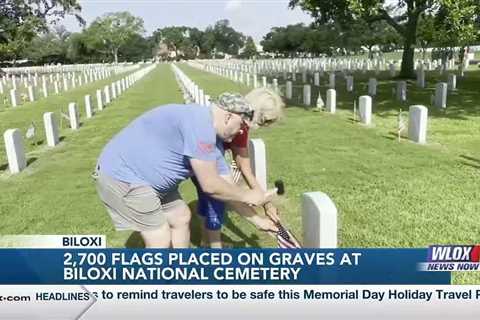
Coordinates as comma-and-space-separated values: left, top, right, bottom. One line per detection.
1, 0, 480, 79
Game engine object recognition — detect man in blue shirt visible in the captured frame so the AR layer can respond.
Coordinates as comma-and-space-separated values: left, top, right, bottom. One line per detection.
95, 96, 277, 248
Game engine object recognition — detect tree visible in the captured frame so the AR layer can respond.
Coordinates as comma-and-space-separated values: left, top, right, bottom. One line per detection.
261, 24, 310, 57
241, 36, 257, 59
289, 0, 480, 79
416, 14, 436, 60
152, 26, 188, 58
118, 34, 153, 62
0, 0, 83, 63
23, 26, 71, 64
209, 20, 245, 56
433, 1, 479, 75
84, 12, 145, 63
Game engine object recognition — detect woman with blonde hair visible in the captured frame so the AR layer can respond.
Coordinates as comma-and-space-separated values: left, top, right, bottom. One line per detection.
192, 88, 286, 248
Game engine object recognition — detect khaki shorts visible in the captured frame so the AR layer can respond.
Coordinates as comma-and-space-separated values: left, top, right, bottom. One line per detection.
95, 171, 185, 231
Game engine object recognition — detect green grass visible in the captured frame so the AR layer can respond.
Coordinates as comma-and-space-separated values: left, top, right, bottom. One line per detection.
0, 60, 479, 283
178, 63, 480, 284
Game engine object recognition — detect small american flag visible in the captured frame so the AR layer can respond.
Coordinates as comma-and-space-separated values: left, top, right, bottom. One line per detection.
230, 159, 242, 184
276, 222, 301, 249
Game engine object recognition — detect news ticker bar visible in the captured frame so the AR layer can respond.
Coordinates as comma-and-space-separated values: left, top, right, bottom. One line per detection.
0, 285, 479, 320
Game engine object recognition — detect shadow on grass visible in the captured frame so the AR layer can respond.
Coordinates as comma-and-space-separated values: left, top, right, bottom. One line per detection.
0, 157, 37, 174
459, 155, 480, 169
188, 200, 261, 248
125, 231, 145, 248
460, 155, 480, 163
223, 214, 261, 248
27, 157, 38, 166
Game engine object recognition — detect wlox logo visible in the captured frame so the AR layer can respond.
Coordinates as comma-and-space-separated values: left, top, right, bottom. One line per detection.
421, 245, 480, 272
428, 245, 480, 262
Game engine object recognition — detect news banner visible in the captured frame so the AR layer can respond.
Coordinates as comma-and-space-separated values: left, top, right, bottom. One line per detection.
0, 235, 479, 319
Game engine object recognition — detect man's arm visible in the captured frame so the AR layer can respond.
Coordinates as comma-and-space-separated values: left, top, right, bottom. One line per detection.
190, 158, 276, 206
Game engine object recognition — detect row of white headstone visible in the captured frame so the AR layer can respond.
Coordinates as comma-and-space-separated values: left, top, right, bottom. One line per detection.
3, 62, 138, 75
198, 58, 456, 112
3, 64, 157, 175
2, 64, 141, 108
197, 60, 437, 144
171, 63, 211, 106
197, 55, 458, 84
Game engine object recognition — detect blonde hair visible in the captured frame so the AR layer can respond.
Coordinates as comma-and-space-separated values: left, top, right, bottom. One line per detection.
244, 88, 285, 128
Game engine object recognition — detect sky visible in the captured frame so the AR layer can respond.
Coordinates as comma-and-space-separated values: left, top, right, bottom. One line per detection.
62, 0, 314, 43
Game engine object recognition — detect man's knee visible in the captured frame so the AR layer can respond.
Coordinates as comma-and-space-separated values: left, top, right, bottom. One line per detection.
141, 223, 171, 248
165, 203, 191, 228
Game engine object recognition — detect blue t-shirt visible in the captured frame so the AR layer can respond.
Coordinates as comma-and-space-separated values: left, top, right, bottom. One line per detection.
98, 104, 217, 192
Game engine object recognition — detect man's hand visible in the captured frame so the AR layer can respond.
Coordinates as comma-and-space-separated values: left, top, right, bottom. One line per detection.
264, 202, 281, 223
242, 188, 277, 206
254, 216, 279, 234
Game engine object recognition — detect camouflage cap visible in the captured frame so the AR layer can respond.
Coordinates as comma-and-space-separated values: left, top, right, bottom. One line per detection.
214, 92, 254, 120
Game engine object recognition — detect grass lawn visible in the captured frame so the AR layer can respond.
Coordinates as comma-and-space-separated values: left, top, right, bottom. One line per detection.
0, 60, 478, 284
178, 63, 480, 284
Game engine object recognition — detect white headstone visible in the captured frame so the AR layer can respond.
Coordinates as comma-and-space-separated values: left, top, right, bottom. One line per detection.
346, 76, 354, 92
302, 192, 337, 248
248, 138, 267, 191
303, 85, 311, 106
68, 102, 79, 130
314, 72, 320, 86
417, 68, 425, 88
10, 89, 18, 107
42, 81, 48, 98
359, 95, 372, 125
253, 74, 258, 88
0, 82, 3, 94
4, 128, 27, 174
302, 70, 307, 83
447, 74, 456, 91
104, 85, 111, 104
111, 83, 117, 100
54, 81, 59, 94
27, 85, 35, 102
116, 80, 122, 95
368, 78, 377, 96
328, 73, 335, 88
434, 82, 447, 109
396, 81, 407, 102
85, 95, 93, 118
326, 89, 336, 113
96, 90, 104, 111
389, 63, 396, 77
273, 79, 278, 92
408, 105, 428, 144
286, 81, 293, 99
63, 78, 68, 91
43, 112, 59, 147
